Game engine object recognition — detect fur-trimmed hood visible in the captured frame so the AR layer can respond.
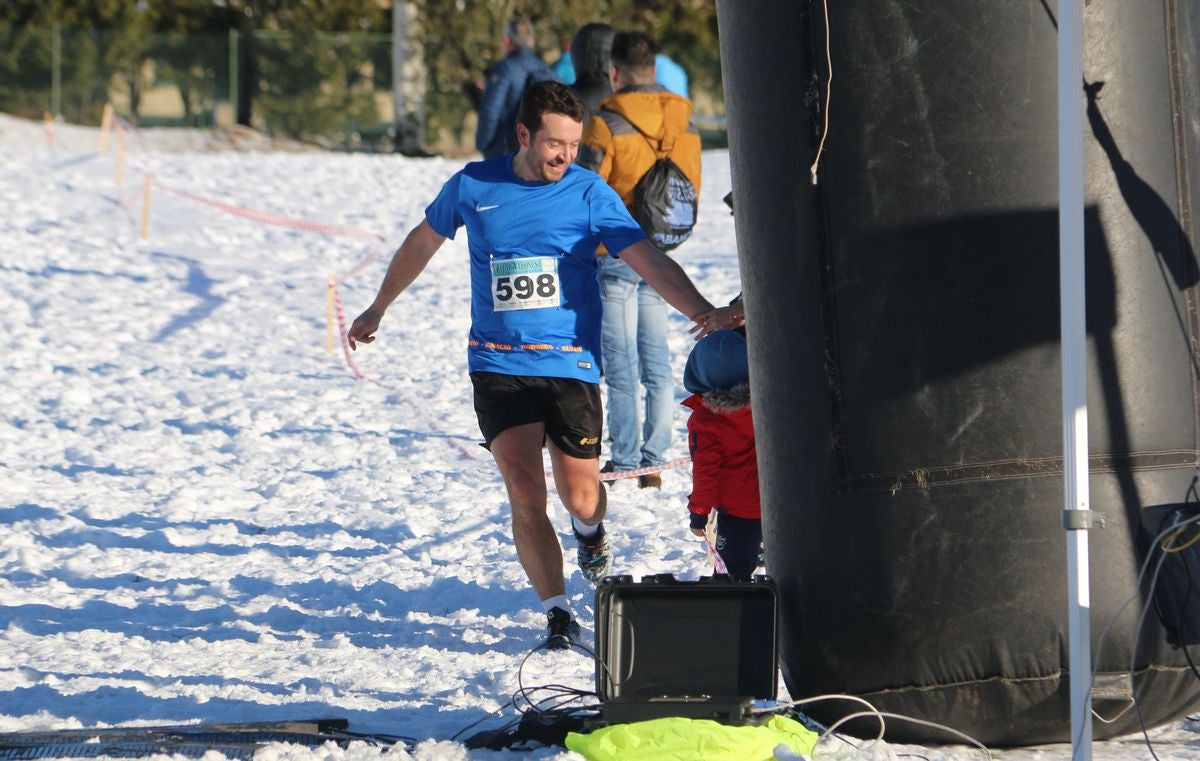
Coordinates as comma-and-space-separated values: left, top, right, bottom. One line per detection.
700, 381, 750, 414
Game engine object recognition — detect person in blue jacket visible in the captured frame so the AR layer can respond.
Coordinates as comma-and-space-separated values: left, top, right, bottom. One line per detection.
348, 81, 737, 650
550, 35, 576, 85
475, 18, 558, 158
655, 52, 689, 98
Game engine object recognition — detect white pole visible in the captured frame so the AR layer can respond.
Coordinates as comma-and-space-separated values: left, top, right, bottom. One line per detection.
1058, 1, 1093, 759
392, 1, 408, 151
392, 1, 425, 153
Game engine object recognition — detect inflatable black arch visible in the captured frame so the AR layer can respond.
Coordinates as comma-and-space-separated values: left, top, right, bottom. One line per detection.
716, 0, 1200, 745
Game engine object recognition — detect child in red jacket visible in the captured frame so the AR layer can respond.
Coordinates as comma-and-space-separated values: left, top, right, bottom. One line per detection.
682, 329, 760, 580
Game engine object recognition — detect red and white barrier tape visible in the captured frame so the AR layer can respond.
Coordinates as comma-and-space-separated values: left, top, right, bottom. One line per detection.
329, 276, 368, 382
542, 456, 693, 483
155, 180, 385, 245
147, 178, 392, 384
599, 457, 692, 481
704, 524, 729, 574
338, 248, 386, 283
328, 278, 480, 462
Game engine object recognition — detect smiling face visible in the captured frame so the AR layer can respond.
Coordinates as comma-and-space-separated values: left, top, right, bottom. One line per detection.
512, 112, 582, 183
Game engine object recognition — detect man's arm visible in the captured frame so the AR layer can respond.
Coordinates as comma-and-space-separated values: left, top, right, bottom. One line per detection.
614, 239, 735, 337
347, 219, 446, 349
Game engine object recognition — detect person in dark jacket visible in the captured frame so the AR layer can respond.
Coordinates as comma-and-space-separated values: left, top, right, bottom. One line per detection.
682, 329, 760, 580
568, 22, 616, 124
475, 18, 557, 158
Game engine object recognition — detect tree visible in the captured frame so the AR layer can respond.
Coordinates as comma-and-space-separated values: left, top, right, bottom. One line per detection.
0, 0, 722, 152
410, 0, 721, 152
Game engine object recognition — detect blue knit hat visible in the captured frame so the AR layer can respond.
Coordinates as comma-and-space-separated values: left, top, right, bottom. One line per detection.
684, 330, 749, 394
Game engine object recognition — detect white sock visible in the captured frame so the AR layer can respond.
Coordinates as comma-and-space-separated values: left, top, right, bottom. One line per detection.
541, 595, 571, 616
572, 515, 600, 539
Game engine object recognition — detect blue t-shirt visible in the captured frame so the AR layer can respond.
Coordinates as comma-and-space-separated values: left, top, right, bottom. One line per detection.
425, 154, 646, 383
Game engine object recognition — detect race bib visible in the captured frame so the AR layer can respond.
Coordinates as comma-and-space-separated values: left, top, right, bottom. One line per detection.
490, 256, 560, 312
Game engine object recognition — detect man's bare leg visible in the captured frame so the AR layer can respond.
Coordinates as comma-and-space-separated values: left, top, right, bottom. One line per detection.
547, 441, 606, 525
548, 441, 611, 581
489, 422, 565, 600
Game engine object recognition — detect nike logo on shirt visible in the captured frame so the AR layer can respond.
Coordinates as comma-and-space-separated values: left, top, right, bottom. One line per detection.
475, 203, 500, 211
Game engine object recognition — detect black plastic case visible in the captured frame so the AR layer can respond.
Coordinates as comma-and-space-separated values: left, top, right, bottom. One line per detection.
593, 573, 780, 703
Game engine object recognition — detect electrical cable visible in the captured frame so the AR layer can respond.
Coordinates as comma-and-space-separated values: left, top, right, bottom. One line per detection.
1127, 496, 1200, 761
815, 711, 992, 760
754, 692, 993, 759
1076, 494, 1200, 759
808, 0, 832, 185
1162, 523, 1200, 554
450, 634, 603, 745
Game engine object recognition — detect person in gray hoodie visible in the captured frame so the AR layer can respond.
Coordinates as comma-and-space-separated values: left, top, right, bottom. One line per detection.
568, 22, 616, 124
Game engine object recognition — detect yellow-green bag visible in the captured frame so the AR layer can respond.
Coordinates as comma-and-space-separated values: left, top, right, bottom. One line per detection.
564, 714, 818, 761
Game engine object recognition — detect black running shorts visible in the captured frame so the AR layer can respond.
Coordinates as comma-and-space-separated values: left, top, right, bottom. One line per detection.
470, 372, 603, 459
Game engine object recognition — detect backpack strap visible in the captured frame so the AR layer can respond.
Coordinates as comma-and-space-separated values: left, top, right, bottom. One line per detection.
599, 107, 674, 159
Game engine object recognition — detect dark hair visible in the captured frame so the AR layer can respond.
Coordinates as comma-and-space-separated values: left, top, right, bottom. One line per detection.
516, 80, 586, 135
611, 31, 657, 76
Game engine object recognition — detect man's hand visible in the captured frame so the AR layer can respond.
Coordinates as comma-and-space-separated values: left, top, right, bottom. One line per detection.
690, 527, 707, 538
688, 304, 743, 340
347, 307, 383, 351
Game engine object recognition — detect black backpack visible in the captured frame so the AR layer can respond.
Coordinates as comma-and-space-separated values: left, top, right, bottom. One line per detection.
632, 153, 697, 250
605, 109, 698, 251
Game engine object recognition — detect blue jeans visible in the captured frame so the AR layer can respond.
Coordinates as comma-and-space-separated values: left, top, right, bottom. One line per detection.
599, 258, 673, 471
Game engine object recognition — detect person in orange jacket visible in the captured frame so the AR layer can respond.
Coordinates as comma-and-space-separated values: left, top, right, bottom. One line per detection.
579, 30, 703, 490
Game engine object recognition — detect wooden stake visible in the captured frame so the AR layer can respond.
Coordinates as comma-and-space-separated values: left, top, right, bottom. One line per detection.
43, 111, 54, 148
140, 174, 153, 240
115, 126, 126, 186
326, 276, 337, 354
98, 102, 114, 151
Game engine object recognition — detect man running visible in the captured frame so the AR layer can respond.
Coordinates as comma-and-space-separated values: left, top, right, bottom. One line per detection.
348, 81, 732, 649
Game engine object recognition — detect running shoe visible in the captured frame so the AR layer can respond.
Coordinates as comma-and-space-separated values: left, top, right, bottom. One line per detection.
575, 522, 612, 583
545, 607, 581, 650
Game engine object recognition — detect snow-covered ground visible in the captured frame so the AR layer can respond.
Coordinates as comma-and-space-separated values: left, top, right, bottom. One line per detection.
1, 112, 1198, 760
